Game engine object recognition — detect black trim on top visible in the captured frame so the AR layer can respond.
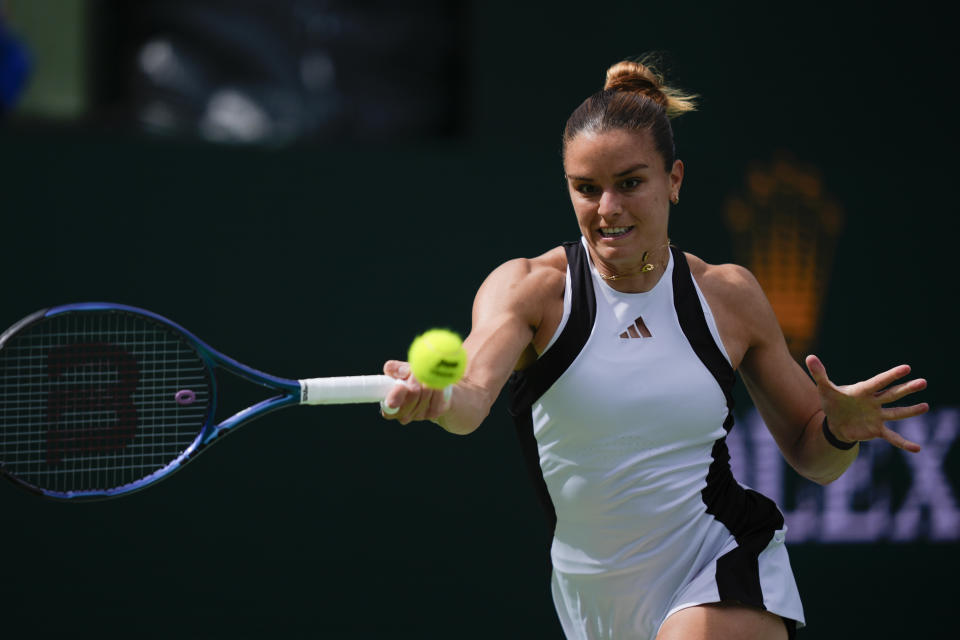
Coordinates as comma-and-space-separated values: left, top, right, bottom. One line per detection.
510, 406, 557, 534
670, 246, 736, 432
508, 240, 596, 533
783, 616, 798, 640
509, 241, 596, 414
670, 246, 786, 610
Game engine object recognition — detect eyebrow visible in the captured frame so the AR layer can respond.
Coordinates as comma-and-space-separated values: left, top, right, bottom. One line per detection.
566, 163, 650, 181
615, 163, 649, 176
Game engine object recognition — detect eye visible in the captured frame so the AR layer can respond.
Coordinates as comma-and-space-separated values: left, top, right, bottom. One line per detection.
575, 183, 599, 195
619, 177, 642, 189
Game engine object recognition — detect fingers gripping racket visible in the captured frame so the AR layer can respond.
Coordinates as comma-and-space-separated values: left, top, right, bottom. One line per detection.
0, 303, 400, 500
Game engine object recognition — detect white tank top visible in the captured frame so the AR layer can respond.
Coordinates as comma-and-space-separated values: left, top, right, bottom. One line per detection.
532, 238, 733, 574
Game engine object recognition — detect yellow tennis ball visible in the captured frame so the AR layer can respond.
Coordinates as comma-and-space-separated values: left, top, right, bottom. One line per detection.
407, 329, 468, 390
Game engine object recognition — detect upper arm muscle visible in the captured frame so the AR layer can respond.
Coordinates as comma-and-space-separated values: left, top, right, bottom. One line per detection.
460, 252, 565, 408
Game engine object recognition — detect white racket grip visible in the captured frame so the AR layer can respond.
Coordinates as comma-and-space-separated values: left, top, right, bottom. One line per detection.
298, 375, 398, 405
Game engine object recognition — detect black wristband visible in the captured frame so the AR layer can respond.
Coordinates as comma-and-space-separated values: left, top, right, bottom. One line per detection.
822, 417, 857, 450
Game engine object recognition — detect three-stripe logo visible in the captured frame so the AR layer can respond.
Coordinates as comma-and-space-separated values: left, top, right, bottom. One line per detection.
618, 316, 652, 340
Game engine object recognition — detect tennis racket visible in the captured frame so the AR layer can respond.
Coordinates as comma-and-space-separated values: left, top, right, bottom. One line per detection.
0, 302, 401, 500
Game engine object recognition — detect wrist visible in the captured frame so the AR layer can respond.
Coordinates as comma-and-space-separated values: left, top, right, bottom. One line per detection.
822, 417, 858, 450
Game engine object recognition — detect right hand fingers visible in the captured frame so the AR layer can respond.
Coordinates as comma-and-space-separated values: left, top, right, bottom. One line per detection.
381, 360, 450, 424
380, 360, 409, 415
388, 385, 447, 425
383, 360, 411, 381
381, 360, 411, 417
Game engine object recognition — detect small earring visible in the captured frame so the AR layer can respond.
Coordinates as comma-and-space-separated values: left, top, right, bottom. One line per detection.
671, 193, 679, 205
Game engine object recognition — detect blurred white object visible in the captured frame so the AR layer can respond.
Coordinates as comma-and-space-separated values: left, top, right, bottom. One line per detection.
199, 88, 270, 143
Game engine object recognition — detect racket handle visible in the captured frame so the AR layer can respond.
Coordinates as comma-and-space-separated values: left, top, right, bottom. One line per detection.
298, 376, 454, 416
299, 375, 398, 405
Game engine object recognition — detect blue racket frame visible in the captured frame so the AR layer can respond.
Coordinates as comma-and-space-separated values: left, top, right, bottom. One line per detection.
6, 302, 304, 500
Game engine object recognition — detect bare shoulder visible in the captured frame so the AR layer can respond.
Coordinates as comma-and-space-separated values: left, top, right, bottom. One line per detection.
478, 246, 566, 308
528, 245, 568, 290
684, 252, 779, 368
468, 247, 567, 370
472, 247, 567, 364
685, 252, 767, 311
501, 245, 567, 280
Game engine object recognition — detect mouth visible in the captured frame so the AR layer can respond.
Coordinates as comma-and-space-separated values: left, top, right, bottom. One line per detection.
597, 226, 635, 239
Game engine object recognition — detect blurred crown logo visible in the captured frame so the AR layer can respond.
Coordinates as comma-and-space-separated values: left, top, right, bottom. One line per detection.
724, 153, 844, 361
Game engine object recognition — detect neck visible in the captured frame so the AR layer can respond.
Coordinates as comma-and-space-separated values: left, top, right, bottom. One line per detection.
596, 238, 672, 285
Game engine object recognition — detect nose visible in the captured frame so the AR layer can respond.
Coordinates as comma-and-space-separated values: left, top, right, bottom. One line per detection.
597, 189, 622, 218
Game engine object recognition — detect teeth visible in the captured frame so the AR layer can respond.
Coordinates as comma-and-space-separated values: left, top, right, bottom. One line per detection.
599, 227, 632, 237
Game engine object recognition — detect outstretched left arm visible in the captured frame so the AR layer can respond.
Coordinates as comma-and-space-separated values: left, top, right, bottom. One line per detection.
729, 267, 929, 485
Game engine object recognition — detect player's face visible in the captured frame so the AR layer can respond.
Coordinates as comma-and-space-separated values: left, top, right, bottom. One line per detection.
564, 128, 683, 277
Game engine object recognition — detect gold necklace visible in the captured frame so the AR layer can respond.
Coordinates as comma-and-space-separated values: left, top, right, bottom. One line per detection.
598, 239, 672, 282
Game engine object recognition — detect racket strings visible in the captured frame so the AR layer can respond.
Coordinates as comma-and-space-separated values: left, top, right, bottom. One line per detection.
0, 310, 212, 494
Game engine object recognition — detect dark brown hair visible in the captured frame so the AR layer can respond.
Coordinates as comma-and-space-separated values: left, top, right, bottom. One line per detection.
563, 58, 697, 170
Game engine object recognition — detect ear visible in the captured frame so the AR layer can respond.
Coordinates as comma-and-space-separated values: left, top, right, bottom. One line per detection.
669, 159, 684, 192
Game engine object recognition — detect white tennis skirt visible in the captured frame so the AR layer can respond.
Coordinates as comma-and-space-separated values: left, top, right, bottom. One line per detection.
550, 520, 805, 640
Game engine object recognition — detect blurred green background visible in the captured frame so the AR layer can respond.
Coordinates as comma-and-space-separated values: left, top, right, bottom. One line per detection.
1, 1, 956, 638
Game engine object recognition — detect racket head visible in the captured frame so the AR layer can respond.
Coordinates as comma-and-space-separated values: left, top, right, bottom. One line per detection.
0, 303, 221, 499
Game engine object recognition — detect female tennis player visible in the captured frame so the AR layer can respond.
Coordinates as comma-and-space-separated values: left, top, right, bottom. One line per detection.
380, 58, 928, 640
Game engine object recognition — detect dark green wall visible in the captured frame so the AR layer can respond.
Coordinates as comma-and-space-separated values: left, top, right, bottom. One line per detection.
2, 2, 956, 638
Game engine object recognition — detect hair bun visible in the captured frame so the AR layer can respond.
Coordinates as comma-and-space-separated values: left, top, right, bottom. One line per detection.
604, 61, 663, 100
603, 59, 697, 119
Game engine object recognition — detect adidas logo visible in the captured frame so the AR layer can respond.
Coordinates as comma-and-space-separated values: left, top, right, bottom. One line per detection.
618, 316, 652, 340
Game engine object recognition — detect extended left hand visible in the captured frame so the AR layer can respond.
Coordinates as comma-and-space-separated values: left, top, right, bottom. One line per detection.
805, 355, 929, 452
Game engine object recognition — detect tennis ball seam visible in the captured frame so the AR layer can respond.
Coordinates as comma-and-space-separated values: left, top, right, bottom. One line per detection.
408, 329, 467, 390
